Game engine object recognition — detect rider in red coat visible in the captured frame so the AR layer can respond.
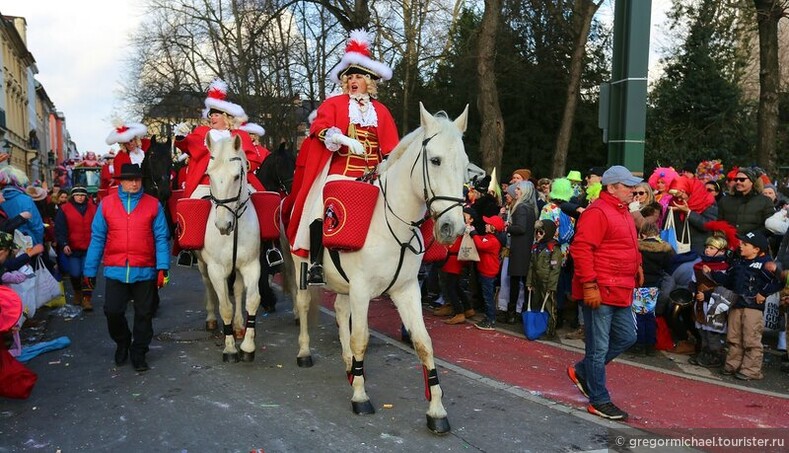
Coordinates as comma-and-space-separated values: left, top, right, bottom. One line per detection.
105, 121, 148, 175
175, 79, 261, 198
286, 29, 399, 285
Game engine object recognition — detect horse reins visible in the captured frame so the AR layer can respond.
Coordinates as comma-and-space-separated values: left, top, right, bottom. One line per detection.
371, 133, 465, 294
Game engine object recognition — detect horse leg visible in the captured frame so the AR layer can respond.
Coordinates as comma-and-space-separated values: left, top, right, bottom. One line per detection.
232, 273, 245, 340
347, 291, 374, 415
390, 283, 450, 434
198, 258, 219, 331
207, 263, 239, 362
239, 260, 262, 362
292, 256, 314, 367
334, 294, 352, 371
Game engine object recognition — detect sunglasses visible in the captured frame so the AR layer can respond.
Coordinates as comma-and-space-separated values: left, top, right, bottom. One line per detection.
536, 230, 545, 235
733, 177, 748, 182
633, 191, 647, 196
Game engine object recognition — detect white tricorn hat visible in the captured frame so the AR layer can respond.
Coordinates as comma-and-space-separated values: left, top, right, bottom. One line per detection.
239, 122, 265, 137
328, 29, 392, 84
105, 120, 147, 145
203, 79, 248, 122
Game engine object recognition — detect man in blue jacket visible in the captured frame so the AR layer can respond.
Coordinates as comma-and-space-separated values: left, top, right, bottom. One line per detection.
0, 180, 45, 245
84, 164, 170, 372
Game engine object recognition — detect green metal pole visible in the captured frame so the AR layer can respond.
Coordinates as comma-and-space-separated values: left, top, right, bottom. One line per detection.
607, 0, 652, 174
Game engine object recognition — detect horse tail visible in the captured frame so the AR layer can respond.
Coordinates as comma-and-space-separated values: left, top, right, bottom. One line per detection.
278, 221, 298, 304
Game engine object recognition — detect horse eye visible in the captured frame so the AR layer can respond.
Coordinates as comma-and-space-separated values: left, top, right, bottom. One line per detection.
430, 157, 441, 166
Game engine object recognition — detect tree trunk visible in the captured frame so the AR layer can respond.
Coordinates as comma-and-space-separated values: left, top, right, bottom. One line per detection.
477, 0, 505, 176
552, 0, 602, 178
753, 0, 783, 177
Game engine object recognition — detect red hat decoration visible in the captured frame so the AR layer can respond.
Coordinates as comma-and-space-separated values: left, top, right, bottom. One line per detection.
329, 29, 393, 84
202, 79, 248, 122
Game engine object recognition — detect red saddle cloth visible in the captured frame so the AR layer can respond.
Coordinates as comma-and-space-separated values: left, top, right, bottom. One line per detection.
176, 198, 211, 249
322, 180, 379, 251
251, 191, 282, 240
420, 218, 449, 263
0, 343, 37, 399
168, 189, 184, 221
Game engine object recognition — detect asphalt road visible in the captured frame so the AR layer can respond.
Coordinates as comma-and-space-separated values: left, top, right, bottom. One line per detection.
1, 262, 656, 453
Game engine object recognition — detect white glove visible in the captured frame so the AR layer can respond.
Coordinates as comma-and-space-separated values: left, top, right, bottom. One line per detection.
629, 201, 641, 213
334, 134, 365, 156
174, 122, 192, 137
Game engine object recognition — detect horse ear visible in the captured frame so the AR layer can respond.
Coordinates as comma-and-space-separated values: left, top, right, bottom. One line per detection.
419, 102, 436, 130
453, 104, 469, 133
233, 134, 242, 151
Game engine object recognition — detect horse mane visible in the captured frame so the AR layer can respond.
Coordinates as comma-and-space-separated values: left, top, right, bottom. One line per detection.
379, 111, 454, 174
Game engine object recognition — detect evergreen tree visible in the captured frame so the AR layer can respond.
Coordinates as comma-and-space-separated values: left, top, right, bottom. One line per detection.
646, 0, 755, 172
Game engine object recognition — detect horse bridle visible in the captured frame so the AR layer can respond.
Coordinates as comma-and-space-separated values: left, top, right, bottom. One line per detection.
208, 156, 249, 232
374, 132, 465, 293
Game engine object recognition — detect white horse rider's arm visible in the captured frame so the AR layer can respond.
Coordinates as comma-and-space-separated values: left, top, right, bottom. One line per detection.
324, 127, 365, 155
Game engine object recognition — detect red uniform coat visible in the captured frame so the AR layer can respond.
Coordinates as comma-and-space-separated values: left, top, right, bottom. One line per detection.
285, 94, 398, 247
175, 126, 263, 197
99, 164, 115, 190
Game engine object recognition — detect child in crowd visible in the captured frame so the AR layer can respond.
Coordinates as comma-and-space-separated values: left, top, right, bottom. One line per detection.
633, 221, 674, 355
526, 219, 563, 338
434, 209, 474, 325
690, 231, 731, 368
706, 231, 782, 380
473, 215, 505, 331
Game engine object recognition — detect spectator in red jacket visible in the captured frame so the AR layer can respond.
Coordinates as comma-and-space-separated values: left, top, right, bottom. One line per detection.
434, 208, 475, 325
54, 186, 97, 310
473, 215, 505, 331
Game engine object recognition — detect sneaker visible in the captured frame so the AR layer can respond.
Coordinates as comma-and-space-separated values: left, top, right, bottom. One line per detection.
566, 366, 590, 399
587, 401, 628, 421
735, 372, 762, 381
474, 319, 495, 331
721, 367, 736, 376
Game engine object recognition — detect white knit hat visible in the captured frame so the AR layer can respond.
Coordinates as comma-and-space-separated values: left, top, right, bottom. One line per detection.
239, 122, 265, 136
328, 29, 392, 84
105, 120, 147, 145
203, 79, 248, 122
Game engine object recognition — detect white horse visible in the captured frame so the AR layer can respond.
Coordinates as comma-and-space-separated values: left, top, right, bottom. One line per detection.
198, 134, 262, 362
283, 103, 469, 434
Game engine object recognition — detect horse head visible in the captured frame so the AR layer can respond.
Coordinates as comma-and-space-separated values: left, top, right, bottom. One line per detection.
206, 134, 248, 235
255, 142, 295, 195
414, 102, 469, 245
142, 135, 173, 201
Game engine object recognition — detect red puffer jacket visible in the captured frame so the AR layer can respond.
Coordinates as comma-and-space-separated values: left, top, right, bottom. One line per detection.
570, 191, 642, 307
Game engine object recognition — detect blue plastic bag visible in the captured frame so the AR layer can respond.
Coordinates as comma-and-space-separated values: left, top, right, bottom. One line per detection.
522, 291, 549, 341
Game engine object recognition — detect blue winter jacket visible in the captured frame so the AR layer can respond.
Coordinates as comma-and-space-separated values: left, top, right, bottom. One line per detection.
84, 186, 170, 282
711, 254, 783, 311
1, 186, 44, 245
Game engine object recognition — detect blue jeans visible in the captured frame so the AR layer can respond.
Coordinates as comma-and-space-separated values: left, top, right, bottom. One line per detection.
479, 275, 496, 322
574, 304, 636, 405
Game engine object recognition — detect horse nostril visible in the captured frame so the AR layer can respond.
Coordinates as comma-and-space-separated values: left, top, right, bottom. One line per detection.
440, 222, 452, 239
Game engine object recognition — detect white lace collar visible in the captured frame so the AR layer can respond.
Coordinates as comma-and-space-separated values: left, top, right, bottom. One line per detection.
348, 94, 378, 127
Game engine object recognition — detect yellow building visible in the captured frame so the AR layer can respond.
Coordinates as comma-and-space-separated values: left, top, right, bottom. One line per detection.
1, 13, 66, 184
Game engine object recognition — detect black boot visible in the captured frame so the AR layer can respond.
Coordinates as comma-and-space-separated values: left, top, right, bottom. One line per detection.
307, 220, 325, 286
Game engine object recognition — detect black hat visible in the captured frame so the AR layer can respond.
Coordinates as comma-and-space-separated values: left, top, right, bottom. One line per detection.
472, 175, 491, 193
737, 230, 769, 251
587, 166, 607, 178
682, 160, 697, 174
70, 186, 89, 196
115, 164, 143, 180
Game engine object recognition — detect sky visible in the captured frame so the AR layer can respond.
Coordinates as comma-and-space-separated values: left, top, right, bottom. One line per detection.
4, 0, 673, 159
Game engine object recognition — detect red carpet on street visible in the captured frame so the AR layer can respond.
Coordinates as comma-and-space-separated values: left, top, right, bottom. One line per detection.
316, 292, 788, 430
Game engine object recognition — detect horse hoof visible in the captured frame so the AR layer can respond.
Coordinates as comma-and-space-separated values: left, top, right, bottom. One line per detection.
222, 353, 239, 363
233, 329, 245, 340
352, 400, 375, 415
426, 415, 451, 435
206, 320, 218, 331
296, 356, 313, 368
